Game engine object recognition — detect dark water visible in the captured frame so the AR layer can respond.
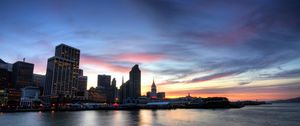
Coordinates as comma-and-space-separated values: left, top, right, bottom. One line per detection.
0, 103, 299, 126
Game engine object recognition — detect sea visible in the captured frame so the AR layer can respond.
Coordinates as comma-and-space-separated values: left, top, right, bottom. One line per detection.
0, 103, 299, 126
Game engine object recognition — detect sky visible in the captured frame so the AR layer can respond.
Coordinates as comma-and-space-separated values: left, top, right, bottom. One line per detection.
1, 0, 300, 101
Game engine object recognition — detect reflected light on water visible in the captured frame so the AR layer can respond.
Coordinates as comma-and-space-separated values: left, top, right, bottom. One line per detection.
0, 103, 299, 126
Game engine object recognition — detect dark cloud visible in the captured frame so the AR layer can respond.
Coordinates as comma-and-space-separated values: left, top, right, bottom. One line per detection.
262, 68, 300, 79
239, 81, 252, 85
145, 0, 300, 85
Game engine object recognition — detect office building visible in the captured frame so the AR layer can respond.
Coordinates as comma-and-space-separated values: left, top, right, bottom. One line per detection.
44, 44, 80, 98
97, 75, 111, 88
129, 64, 141, 98
12, 61, 34, 89
119, 64, 141, 103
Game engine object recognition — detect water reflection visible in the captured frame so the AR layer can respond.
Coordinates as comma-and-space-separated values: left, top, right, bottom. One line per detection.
0, 103, 299, 126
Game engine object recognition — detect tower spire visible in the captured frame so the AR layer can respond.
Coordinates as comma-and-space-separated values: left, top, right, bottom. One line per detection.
152, 77, 155, 84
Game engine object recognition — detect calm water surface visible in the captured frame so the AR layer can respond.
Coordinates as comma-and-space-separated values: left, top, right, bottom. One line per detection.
0, 103, 299, 126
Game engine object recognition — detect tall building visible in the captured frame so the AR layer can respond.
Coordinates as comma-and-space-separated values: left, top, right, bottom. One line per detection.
119, 80, 129, 103
97, 75, 111, 88
119, 64, 141, 103
44, 44, 80, 98
110, 78, 118, 103
12, 61, 34, 89
97, 75, 119, 103
129, 64, 141, 98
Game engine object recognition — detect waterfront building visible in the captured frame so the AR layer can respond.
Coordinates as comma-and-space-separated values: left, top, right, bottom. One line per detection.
146, 79, 166, 99
20, 86, 40, 108
6, 89, 21, 108
88, 87, 106, 103
12, 61, 34, 89
44, 44, 80, 99
147, 80, 157, 99
157, 92, 165, 99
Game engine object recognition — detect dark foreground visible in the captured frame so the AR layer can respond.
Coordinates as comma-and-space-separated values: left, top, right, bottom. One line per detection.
0, 103, 299, 126
0, 102, 250, 113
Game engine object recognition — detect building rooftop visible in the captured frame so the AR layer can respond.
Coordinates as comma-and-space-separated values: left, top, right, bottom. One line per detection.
56, 43, 80, 51
0, 59, 7, 64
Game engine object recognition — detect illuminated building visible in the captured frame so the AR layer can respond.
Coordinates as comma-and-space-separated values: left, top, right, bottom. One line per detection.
44, 44, 80, 99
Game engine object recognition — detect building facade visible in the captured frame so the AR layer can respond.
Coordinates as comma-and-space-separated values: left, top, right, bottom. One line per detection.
33, 74, 45, 95
111, 78, 118, 103
20, 86, 40, 108
129, 64, 141, 98
12, 61, 34, 89
44, 44, 80, 99
97, 75, 111, 88
119, 64, 141, 104
77, 76, 88, 98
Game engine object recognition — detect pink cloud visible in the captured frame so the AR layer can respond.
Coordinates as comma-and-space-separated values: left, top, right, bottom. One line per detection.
81, 54, 130, 73
114, 53, 165, 63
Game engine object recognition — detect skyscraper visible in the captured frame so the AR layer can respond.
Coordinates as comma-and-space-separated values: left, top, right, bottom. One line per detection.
129, 64, 141, 98
44, 44, 80, 98
119, 80, 129, 103
12, 61, 34, 89
119, 64, 141, 103
110, 78, 118, 103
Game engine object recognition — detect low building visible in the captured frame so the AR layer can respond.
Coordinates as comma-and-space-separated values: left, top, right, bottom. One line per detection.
6, 89, 21, 108
20, 86, 41, 108
157, 92, 165, 99
88, 87, 106, 103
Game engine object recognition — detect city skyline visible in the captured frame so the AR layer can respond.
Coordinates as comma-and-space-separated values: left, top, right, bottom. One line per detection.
1, 0, 300, 101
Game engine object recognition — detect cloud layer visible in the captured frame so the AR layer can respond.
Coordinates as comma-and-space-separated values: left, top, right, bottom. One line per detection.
1, 0, 300, 100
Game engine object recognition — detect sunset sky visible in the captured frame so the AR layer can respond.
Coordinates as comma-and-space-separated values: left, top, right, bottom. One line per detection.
1, 0, 300, 101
